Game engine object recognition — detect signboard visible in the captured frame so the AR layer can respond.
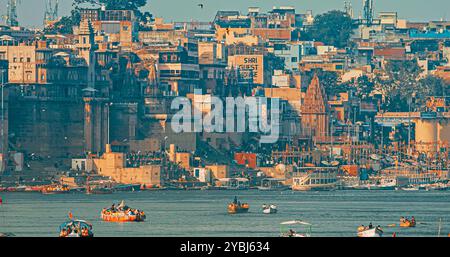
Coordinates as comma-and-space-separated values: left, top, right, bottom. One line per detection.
228, 55, 264, 85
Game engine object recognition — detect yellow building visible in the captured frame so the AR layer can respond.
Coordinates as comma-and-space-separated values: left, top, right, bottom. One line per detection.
205, 165, 230, 179
93, 145, 162, 187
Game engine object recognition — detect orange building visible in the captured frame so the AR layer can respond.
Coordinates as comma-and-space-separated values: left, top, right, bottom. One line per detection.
301, 74, 330, 138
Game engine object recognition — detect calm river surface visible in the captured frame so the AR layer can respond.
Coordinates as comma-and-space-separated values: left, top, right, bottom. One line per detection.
0, 190, 449, 237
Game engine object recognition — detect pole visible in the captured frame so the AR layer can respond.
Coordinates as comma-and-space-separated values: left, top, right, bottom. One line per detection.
0, 69, 5, 174
408, 97, 412, 156
1, 70, 4, 161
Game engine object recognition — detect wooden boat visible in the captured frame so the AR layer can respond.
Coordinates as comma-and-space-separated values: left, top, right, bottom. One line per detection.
262, 204, 277, 214
42, 184, 71, 194
280, 220, 312, 237
113, 184, 141, 192
59, 219, 94, 238
0, 232, 15, 237
400, 218, 416, 227
227, 202, 249, 214
101, 209, 146, 222
101, 201, 146, 222
357, 226, 383, 237
87, 186, 113, 195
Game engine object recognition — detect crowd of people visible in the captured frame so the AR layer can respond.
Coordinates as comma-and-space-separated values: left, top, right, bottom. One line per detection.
102, 201, 145, 217
59, 223, 93, 237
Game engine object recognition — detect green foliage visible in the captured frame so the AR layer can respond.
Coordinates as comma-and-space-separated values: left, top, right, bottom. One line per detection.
74, 0, 147, 10
303, 10, 354, 48
44, 9, 81, 35
377, 60, 449, 111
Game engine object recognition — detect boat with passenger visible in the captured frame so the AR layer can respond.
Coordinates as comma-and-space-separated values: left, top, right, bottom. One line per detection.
280, 220, 312, 237
357, 224, 383, 237
400, 216, 416, 227
227, 197, 249, 214
262, 204, 277, 214
87, 185, 113, 194
101, 200, 146, 222
42, 184, 71, 194
59, 213, 93, 237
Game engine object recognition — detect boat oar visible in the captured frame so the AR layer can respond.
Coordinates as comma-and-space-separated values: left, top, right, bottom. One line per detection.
387, 224, 397, 227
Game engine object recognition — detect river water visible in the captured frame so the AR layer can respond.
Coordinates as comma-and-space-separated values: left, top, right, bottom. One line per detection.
0, 190, 449, 237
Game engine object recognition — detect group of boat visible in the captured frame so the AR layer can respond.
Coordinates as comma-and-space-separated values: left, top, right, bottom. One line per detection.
58, 201, 145, 237
227, 197, 278, 214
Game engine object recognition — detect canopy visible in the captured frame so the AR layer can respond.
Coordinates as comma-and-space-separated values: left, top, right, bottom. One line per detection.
280, 220, 311, 226
59, 220, 92, 231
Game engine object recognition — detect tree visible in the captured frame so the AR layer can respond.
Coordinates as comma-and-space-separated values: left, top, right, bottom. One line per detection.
354, 75, 375, 99
303, 10, 354, 48
376, 60, 449, 111
44, 9, 81, 34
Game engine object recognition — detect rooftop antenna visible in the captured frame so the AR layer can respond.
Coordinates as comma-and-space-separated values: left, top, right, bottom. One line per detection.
2, 0, 21, 27
363, 0, 374, 26
344, 1, 354, 18
44, 0, 59, 25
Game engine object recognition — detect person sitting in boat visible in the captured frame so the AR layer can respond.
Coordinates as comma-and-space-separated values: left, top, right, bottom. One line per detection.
288, 229, 296, 237
376, 225, 382, 231
81, 228, 90, 237
117, 200, 126, 211
400, 216, 406, 223
233, 196, 238, 205
111, 203, 116, 211
368, 223, 373, 229
60, 228, 67, 237
411, 216, 415, 224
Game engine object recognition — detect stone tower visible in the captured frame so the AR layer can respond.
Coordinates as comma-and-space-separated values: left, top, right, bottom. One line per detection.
78, 18, 108, 154
301, 74, 330, 139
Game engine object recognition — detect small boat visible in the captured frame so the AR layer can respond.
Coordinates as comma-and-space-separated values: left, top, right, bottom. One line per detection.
0, 232, 15, 237
87, 186, 113, 195
42, 184, 71, 194
101, 201, 146, 222
262, 204, 277, 214
113, 184, 141, 192
357, 225, 383, 237
400, 186, 420, 191
227, 197, 249, 214
400, 217, 416, 228
59, 220, 94, 238
280, 220, 312, 237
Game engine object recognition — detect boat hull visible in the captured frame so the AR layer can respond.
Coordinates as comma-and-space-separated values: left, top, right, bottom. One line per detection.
101, 213, 146, 222
228, 203, 249, 214
400, 221, 416, 228
357, 228, 383, 237
262, 207, 277, 214
292, 183, 336, 191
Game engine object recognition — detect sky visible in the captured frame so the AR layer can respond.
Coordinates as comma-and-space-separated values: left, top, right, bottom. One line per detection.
2, 0, 450, 28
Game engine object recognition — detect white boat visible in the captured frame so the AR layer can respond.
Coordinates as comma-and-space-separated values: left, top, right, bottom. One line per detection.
292, 167, 337, 191
280, 220, 312, 237
401, 186, 420, 191
357, 227, 383, 237
262, 204, 277, 214
258, 178, 289, 191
